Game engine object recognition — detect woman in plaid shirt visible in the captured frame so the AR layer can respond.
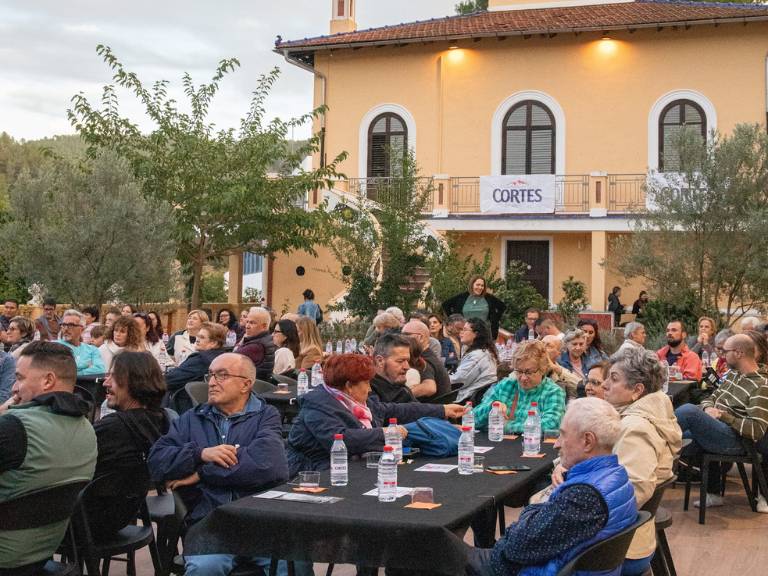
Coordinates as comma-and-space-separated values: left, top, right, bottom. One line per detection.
473, 340, 566, 434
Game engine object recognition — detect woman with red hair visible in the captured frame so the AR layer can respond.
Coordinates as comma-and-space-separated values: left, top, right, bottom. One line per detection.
287, 353, 465, 476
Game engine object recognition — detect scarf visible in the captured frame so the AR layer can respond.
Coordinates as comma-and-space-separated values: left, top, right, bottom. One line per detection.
323, 384, 373, 429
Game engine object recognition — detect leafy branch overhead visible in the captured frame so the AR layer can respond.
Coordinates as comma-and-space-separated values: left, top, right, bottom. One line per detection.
68, 45, 347, 307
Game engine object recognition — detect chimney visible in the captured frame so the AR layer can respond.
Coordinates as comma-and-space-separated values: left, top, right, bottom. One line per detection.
330, 0, 356, 34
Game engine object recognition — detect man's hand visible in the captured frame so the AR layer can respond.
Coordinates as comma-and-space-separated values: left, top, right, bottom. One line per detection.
0, 393, 20, 415
201, 444, 239, 468
398, 425, 409, 439
443, 404, 467, 420
166, 472, 200, 491
704, 407, 723, 420
551, 463, 568, 487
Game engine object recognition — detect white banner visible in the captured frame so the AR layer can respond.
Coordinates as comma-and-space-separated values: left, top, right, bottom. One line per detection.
645, 172, 707, 211
480, 175, 556, 214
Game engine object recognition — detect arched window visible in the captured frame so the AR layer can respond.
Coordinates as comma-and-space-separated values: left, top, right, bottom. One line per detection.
502, 100, 555, 175
367, 113, 407, 178
659, 99, 706, 172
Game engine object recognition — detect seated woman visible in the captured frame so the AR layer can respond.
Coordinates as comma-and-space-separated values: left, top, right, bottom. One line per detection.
134, 311, 174, 371
295, 314, 325, 370
216, 307, 244, 345
99, 316, 144, 369
427, 314, 459, 372
6, 315, 35, 359
473, 340, 566, 434
584, 361, 609, 399
272, 319, 300, 377
577, 318, 609, 370
542, 335, 582, 400
165, 322, 228, 413
451, 318, 498, 404
287, 353, 466, 476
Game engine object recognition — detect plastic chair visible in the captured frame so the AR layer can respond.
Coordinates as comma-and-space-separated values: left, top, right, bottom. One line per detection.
73, 384, 97, 423
0, 480, 89, 575
253, 379, 278, 394
555, 511, 653, 576
69, 471, 162, 576
639, 476, 676, 576
683, 437, 768, 524
184, 381, 209, 407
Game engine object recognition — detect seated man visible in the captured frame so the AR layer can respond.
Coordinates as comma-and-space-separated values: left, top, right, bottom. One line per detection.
370, 334, 417, 404
56, 309, 106, 377
401, 320, 451, 401
655, 320, 702, 381
148, 353, 288, 576
466, 397, 637, 575
675, 334, 768, 508
234, 307, 275, 382
514, 308, 540, 343
0, 341, 97, 574
537, 318, 564, 341
618, 322, 646, 353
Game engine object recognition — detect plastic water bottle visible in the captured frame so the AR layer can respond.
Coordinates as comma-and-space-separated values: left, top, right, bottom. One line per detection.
330, 433, 348, 486
528, 329, 535, 340
335, 339, 343, 354
660, 360, 670, 394
458, 425, 475, 475
162, 331, 169, 346
488, 401, 504, 442
378, 446, 397, 502
701, 351, 710, 370
325, 341, 333, 355
351, 338, 358, 353
523, 410, 541, 456
311, 361, 323, 387
462, 402, 475, 431
33, 330, 41, 341
385, 418, 403, 462
297, 369, 309, 396
344, 338, 352, 353
530, 401, 541, 430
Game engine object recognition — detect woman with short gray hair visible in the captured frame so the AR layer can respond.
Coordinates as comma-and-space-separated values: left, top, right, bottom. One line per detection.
558, 328, 588, 381
602, 347, 682, 575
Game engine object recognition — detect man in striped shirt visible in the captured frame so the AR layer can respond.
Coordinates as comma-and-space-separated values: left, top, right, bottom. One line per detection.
675, 334, 768, 508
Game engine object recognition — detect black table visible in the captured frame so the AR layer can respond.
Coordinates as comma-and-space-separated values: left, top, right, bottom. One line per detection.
259, 384, 298, 422
667, 380, 697, 407
185, 435, 556, 574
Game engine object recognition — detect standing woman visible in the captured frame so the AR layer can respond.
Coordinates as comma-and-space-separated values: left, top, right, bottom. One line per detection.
134, 312, 174, 371
295, 315, 324, 370
272, 319, 300, 377
451, 318, 499, 403
99, 316, 144, 369
216, 308, 243, 346
442, 275, 506, 339
608, 286, 625, 326
167, 309, 209, 365
577, 318, 609, 370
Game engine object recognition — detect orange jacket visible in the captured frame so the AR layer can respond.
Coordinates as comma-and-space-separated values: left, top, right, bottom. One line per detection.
656, 344, 703, 381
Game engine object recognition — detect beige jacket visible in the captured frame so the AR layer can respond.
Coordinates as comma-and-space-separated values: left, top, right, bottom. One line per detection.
615, 390, 682, 559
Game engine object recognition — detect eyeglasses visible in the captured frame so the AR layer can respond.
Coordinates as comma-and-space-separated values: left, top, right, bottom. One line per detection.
60, 323, 82, 329
586, 379, 603, 386
516, 369, 540, 378
204, 372, 250, 384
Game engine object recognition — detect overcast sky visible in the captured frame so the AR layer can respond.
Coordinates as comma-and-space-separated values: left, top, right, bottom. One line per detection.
0, 0, 459, 141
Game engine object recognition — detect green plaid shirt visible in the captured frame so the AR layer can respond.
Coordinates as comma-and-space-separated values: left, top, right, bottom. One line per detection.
473, 375, 566, 434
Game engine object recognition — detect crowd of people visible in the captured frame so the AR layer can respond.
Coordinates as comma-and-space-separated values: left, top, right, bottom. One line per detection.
1, 286, 768, 576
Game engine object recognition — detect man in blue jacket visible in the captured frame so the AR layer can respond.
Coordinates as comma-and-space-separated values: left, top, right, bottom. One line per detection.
465, 397, 638, 576
148, 353, 289, 576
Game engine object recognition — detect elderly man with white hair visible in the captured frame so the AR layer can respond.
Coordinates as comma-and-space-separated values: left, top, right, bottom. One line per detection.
618, 322, 647, 353
56, 308, 106, 376
465, 397, 637, 576
233, 307, 275, 381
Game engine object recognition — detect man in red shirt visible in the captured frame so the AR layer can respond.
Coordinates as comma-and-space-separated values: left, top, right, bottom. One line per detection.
656, 320, 702, 381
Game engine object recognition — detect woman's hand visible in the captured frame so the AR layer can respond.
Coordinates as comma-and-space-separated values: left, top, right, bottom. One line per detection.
443, 404, 467, 420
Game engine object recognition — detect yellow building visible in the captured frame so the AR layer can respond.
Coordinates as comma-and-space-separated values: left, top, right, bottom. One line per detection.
242, 0, 768, 315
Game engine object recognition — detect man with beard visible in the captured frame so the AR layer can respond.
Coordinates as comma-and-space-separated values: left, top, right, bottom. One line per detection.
656, 320, 702, 381
675, 334, 768, 508
370, 334, 415, 404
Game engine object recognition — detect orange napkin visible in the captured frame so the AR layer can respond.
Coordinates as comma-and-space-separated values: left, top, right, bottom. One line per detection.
487, 470, 517, 475
292, 487, 327, 493
405, 502, 442, 509
274, 390, 291, 395
521, 453, 547, 459
543, 438, 557, 444
503, 435, 519, 440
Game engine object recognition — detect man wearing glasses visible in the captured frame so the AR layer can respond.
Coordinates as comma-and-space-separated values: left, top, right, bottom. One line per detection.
148, 353, 289, 575
35, 297, 61, 341
56, 309, 105, 377
675, 334, 768, 509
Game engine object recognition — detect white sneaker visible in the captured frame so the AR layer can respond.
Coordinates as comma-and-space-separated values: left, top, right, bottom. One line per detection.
756, 494, 768, 513
694, 493, 724, 508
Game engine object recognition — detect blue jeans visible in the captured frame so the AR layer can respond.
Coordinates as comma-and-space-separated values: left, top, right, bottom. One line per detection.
184, 554, 288, 576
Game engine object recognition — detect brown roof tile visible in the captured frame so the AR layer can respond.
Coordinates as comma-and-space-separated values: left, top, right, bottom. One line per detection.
276, 0, 768, 51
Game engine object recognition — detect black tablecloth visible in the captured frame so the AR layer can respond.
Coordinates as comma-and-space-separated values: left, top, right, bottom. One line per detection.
667, 380, 696, 407
259, 384, 297, 406
185, 435, 556, 574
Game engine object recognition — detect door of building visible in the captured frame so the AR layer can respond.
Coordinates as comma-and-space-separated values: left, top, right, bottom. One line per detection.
506, 240, 550, 300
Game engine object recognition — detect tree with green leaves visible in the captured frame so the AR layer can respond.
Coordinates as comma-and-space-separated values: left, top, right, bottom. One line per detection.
455, 0, 489, 15
0, 152, 178, 308
68, 45, 346, 308
557, 276, 589, 329
611, 123, 768, 326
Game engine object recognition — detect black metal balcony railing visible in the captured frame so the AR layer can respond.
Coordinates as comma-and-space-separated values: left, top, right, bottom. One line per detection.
607, 174, 646, 212
347, 177, 434, 210
449, 175, 590, 214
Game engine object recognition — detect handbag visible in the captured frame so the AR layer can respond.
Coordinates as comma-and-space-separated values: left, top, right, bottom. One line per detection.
403, 417, 461, 457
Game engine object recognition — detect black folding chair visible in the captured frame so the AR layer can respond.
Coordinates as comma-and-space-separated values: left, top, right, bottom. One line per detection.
184, 380, 209, 407
555, 511, 653, 576
73, 385, 97, 423
253, 379, 278, 394
430, 388, 459, 405
0, 480, 89, 575
639, 476, 677, 576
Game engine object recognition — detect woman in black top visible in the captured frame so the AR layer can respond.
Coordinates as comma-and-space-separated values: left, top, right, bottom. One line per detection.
442, 275, 506, 339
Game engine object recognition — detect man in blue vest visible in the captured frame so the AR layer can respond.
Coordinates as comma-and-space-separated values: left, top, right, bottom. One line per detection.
465, 397, 637, 576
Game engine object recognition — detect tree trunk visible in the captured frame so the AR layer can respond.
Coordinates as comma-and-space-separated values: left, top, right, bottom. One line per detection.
191, 259, 203, 309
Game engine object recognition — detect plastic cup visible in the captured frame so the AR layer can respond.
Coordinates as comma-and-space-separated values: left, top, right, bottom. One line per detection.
411, 487, 434, 504
366, 452, 383, 469
473, 455, 485, 473
543, 430, 560, 443
277, 382, 289, 392
298, 471, 320, 488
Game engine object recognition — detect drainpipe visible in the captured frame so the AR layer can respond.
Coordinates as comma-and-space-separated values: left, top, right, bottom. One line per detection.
282, 50, 327, 167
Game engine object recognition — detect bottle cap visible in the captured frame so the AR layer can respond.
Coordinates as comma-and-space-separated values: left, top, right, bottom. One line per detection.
334, 433, 343, 440
528, 410, 535, 416
492, 401, 501, 407
531, 402, 538, 407
389, 418, 397, 424
466, 401, 473, 407
299, 368, 306, 372
461, 426, 471, 432
383, 445, 394, 452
